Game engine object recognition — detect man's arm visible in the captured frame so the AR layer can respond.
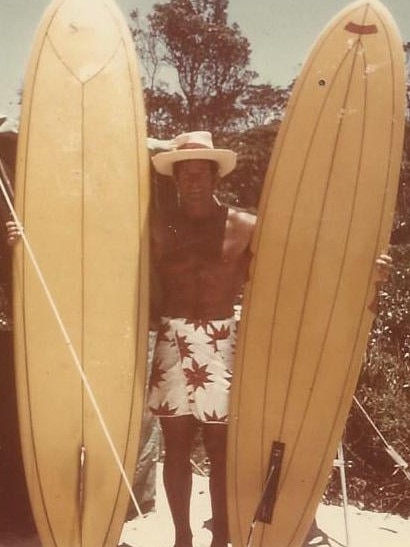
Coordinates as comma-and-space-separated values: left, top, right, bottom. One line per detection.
149, 213, 165, 330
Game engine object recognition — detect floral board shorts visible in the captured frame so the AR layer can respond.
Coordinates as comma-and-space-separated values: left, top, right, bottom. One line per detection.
148, 316, 237, 423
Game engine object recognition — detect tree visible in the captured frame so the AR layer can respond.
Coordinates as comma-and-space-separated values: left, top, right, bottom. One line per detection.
238, 83, 293, 128
129, 9, 163, 91
129, 1, 294, 135
147, 0, 257, 133
215, 123, 279, 209
144, 86, 186, 138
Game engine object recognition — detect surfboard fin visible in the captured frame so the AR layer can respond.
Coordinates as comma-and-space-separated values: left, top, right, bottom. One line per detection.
255, 441, 285, 524
78, 445, 87, 521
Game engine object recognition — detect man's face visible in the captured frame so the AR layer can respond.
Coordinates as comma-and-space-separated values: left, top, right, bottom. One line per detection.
174, 159, 217, 217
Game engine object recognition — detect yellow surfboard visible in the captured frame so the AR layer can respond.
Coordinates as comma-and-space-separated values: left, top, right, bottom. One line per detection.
227, 1, 406, 546
13, 0, 149, 545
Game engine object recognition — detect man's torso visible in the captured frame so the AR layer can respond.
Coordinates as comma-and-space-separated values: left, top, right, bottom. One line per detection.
152, 205, 255, 320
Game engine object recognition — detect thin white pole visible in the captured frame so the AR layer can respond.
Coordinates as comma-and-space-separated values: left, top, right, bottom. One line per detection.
337, 442, 351, 547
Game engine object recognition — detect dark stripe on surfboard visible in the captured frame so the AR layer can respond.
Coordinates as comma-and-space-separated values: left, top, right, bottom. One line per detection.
345, 21, 378, 34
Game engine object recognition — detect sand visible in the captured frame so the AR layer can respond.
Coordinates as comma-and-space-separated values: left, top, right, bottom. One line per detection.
119, 464, 410, 547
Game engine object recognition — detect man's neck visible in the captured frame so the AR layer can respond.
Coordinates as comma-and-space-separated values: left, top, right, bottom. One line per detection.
180, 196, 222, 221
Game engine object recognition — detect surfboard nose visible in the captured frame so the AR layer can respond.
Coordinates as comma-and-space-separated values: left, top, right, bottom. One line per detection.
46, 0, 122, 83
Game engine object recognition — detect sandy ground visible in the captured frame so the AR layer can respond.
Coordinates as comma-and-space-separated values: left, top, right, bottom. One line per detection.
1, 464, 407, 546
119, 464, 410, 547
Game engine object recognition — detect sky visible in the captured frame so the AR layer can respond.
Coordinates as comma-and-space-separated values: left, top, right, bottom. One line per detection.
1, 0, 410, 125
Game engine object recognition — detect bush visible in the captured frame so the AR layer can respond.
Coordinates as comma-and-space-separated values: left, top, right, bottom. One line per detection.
324, 244, 410, 517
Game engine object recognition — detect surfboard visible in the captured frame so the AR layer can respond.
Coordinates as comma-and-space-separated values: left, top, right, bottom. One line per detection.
227, 1, 406, 546
12, 0, 149, 545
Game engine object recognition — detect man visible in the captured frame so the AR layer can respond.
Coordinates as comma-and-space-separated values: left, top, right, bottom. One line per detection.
148, 130, 393, 547
148, 131, 255, 547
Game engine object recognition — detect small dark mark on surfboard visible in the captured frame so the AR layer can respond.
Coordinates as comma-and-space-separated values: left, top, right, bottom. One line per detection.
255, 442, 285, 524
379, 527, 398, 534
345, 21, 378, 35
318, 79, 326, 86
245, 442, 286, 546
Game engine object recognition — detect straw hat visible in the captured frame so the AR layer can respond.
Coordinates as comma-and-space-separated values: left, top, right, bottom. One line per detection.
151, 131, 237, 178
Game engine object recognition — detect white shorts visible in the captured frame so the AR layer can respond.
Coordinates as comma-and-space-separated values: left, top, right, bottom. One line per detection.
148, 316, 237, 423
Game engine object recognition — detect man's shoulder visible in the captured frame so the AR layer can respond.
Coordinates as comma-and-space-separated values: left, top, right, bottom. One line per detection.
227, 206, 256, 231
226, 206, 256, 246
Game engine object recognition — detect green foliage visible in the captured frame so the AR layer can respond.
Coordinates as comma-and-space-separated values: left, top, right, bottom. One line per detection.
239, 83, 294, 128
216, 123, 279, 209
323, 238, 410, 516
144, 87, 186, 138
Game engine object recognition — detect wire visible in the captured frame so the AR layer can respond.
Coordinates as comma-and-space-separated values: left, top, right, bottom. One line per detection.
353, 396, 410, 482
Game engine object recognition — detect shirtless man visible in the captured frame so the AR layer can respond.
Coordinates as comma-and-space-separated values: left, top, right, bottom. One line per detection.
148, 130, 393, 547
148, 131, 254, 547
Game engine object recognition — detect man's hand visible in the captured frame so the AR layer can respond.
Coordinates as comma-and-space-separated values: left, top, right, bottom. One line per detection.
369, 252, 393, 313
6, 220, 22, 246
375, 253, 393, 283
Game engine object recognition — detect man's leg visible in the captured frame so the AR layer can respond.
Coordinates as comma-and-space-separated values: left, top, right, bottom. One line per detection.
160, 415, 197, 547
202, 423, 228, 547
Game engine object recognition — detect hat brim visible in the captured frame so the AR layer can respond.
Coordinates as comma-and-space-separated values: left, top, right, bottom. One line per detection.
152, 148, 237, 178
